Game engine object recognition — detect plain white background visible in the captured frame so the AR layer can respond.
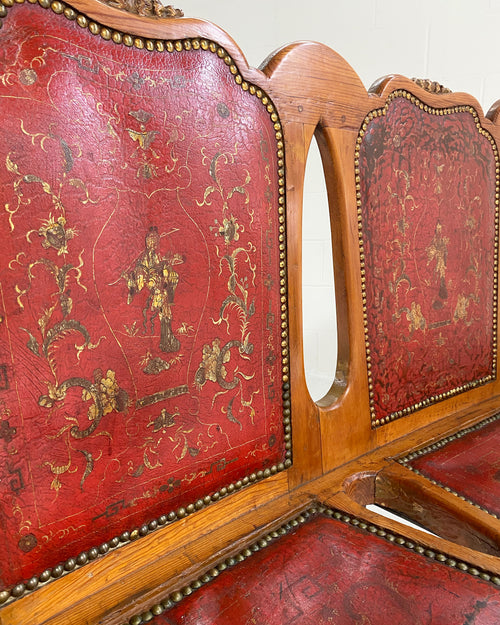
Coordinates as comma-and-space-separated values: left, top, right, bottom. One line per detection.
179, 0, 500, 399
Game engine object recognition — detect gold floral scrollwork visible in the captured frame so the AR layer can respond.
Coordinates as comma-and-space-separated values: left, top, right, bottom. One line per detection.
102, 0, 184, 19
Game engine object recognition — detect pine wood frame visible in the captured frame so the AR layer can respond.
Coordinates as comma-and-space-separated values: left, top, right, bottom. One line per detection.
1, 1, 500, 623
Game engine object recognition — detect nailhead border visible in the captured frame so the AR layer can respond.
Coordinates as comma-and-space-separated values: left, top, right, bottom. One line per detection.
397, 411, 500, 519
123, 504, 500, 625
354, 89, 500, 428
0, 0, 292, 606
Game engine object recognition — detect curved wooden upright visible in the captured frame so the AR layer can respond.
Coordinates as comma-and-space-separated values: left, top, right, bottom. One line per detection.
1, 1, 500, 624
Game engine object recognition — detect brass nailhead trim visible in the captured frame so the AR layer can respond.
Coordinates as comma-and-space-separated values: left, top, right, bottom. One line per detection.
0, 0, 291, 605
122, 504, 500, 624
355, 90, 500, 429
397, 412, 500, 519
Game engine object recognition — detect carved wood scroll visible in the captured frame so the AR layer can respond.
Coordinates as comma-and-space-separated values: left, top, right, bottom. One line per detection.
102, 0, 184, 19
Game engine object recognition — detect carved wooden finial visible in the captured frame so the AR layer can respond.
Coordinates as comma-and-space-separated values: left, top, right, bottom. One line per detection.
412, 78, 452, 94
102, 0, 184, 19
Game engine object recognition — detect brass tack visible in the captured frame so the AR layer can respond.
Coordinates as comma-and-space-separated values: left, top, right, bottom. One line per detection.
123, 34, 134, 47
89, 547, 100, 559
50, 0, 63, 12
64, 558, 77, 571
76, 14, 88, 27
39, 569, 52, 582
11, 584, 25, 598
112, 32, 122, 44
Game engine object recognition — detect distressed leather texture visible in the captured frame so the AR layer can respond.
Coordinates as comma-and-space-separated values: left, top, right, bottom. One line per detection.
0, 4, 285, 586
358, 95, 497, 425
158, 512, 500, 624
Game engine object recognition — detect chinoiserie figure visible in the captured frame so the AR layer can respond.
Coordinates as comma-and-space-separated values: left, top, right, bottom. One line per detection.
125, 226, 183, 352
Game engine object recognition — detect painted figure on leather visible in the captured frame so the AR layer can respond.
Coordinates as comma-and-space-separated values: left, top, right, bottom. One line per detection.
0, 1, 289, 589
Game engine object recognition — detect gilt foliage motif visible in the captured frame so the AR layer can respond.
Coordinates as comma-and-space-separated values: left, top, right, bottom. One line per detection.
358, 95, 498, 426
0, 4, 285, 586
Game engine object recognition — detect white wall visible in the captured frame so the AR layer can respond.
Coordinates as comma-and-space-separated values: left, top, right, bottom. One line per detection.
180, 0, 500, 399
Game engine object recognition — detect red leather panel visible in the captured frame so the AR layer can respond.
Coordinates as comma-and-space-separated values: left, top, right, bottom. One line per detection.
358, 94, 498, 426
406, 414, 500, 517
0, 4, 286, 587
155, 511, 500, 625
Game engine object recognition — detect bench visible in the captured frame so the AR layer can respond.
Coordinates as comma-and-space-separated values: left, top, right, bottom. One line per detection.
1, 1, 500, 623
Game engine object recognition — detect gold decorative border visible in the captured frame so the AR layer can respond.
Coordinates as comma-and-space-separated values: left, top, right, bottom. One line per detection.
355, 90, 500, 428
122, 504, 500, 625
0, 0, 291, 606
397, 412, 500, 519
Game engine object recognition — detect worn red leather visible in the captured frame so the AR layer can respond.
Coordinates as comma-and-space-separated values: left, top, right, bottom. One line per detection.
158, 512, 500, 624
358, 95, 497, 425
0, 3, 285, 586
407, 415, 500, 517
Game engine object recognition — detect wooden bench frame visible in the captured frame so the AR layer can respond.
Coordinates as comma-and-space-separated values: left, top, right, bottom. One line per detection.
1, 1, 500, 623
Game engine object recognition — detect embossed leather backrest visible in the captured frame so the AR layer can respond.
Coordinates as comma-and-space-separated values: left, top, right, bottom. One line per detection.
356, 89, 499, 428
0, 1, 289, 590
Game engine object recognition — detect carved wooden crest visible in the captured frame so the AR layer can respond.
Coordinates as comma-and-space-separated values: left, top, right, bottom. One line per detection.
102, 0, 184, 19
